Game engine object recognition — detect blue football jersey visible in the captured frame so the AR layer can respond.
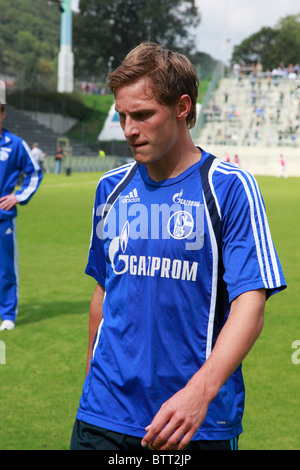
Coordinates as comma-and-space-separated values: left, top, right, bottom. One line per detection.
76, 150, 286, 440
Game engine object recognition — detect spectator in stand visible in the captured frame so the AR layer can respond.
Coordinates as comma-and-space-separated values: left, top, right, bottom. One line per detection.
277, 154, 288, 178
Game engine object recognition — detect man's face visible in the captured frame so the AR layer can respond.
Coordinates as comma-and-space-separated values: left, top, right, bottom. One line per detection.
115, 77, 179, 167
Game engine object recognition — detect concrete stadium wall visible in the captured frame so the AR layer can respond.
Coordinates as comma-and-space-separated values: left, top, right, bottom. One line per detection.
199, 144, 300, 177
23, 110, 77, 134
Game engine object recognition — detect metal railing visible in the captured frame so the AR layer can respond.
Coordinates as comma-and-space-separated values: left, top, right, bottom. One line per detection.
41, 155, 131, 174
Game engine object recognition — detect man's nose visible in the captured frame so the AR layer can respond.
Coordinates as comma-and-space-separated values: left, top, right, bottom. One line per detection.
123, 117, 139, 139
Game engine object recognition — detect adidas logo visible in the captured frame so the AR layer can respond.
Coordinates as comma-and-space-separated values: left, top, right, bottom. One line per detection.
121, 188, 140, 203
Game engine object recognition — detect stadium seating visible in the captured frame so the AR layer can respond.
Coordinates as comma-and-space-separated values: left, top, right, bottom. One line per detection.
4, 104, 94, 157
199, 73, 300, 148
193, 72, 300, 176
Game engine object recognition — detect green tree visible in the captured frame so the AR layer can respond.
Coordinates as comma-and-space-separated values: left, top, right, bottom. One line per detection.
0, 0, 60, 89
231, 27, 279, 70
274, 14, 300, 66
231, 13, 300, 70
73, 0, 201, 78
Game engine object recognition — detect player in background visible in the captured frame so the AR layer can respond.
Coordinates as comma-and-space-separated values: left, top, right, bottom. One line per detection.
0, 102, 43, 330
277, 154, 288, 178
70, 42, 286, 450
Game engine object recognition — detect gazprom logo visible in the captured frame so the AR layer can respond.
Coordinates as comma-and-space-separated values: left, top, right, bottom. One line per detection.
172, 189, 200, 207
108, 222, 199, 282
108, 221, 129, 274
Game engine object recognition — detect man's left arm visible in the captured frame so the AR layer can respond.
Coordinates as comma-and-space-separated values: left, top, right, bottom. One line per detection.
141, 288, 266, 450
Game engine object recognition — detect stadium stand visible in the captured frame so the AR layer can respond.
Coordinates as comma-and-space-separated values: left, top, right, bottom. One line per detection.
1, 104, 135, 173
4, 73, 300, 176
193, 71, 300, 176
3, 104, 94, 157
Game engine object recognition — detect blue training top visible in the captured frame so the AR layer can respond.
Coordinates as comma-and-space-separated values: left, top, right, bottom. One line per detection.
0, 128, 43, 220
76, 150, 286, 440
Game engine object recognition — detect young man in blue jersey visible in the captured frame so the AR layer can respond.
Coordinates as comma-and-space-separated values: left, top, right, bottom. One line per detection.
0, 104, 43, 331
70, 42, 286, 450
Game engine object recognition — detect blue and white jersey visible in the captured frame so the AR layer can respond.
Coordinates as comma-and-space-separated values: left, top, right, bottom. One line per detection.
0, 128, 43, 220
77, 150, 286, 440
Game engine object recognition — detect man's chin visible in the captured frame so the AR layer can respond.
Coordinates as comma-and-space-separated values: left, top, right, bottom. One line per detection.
130, 147, 149, 163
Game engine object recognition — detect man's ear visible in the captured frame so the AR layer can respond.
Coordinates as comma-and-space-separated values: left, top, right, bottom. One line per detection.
176, 94, 192, 122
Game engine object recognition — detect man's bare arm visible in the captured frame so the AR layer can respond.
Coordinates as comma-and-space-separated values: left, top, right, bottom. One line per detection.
141, 288, 266, 450
86, 283, 105, 377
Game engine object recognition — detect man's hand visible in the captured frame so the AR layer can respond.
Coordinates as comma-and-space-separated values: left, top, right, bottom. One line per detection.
141, 380, 209, 450
0, 194, 19, 211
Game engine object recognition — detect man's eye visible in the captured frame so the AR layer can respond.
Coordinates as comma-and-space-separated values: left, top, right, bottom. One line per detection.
134, 112, 151, 121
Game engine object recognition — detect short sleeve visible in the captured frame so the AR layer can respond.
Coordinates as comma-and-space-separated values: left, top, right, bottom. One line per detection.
219, 170, 286, 302
85, 184, 106, 287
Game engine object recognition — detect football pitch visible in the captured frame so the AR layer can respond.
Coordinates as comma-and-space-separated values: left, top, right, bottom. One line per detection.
0, 171, 299, 450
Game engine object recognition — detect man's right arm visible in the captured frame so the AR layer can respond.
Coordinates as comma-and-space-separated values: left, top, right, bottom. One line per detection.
86, 283, 105, 377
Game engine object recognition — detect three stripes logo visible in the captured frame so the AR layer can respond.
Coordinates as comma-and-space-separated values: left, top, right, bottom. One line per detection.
121, 188, 140, 203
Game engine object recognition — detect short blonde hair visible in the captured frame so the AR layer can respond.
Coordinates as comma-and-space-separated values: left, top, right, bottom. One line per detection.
107, 42, 199, 129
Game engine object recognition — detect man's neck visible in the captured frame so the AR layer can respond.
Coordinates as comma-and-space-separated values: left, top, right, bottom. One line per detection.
146, 131, 201, 182
147, 149, 201, 182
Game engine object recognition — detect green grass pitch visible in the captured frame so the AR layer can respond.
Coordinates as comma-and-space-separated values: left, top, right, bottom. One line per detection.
0, 171, 299, 450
